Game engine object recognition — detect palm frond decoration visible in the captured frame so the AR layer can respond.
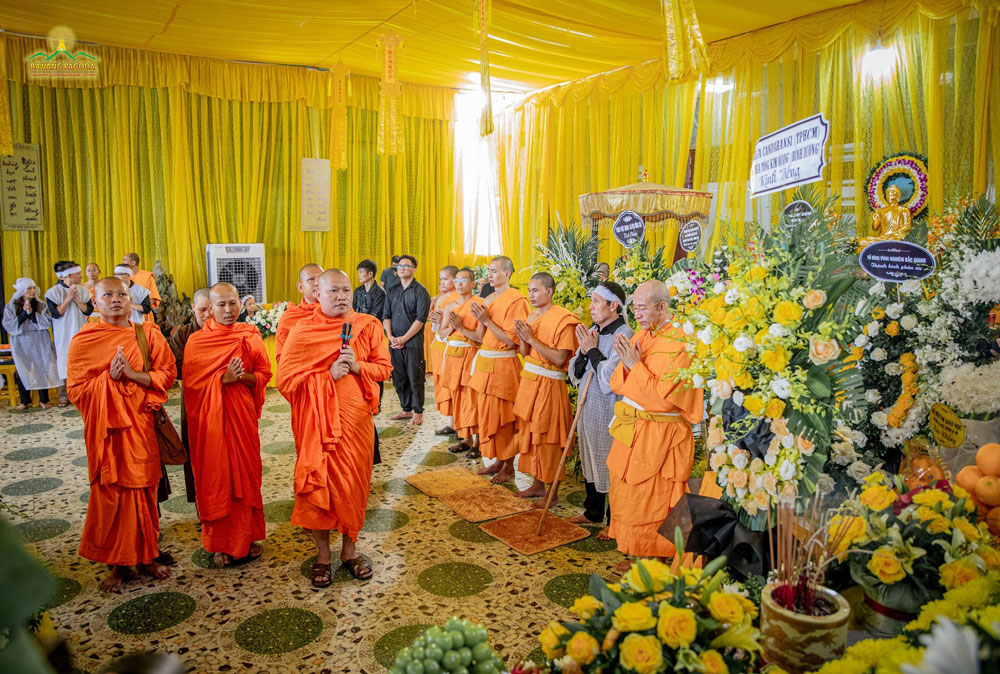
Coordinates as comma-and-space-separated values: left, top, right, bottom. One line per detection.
532, 215, 603, 321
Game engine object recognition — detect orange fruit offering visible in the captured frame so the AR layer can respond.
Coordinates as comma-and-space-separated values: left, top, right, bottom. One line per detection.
975, 475, 1000, 507
957, 465, 985, 492
987, 506, 1000, 537
977, 443, 1000, 477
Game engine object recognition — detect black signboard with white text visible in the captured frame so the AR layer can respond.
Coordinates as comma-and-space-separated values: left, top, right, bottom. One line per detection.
859, 240, 936, 282
612, 210, 645, 248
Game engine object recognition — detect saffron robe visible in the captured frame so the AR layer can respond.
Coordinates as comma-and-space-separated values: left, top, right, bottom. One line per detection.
468, 288, 529, 461
68, 320, 177, 566
183, 320, 271, 558
513, 306, 580, 482
429, 291, 459, 416
131, 268, 162, 307
606, 326, 703, 557
440, 295, 484, 437
275, 299, 319, 361
276, 310, 392, 540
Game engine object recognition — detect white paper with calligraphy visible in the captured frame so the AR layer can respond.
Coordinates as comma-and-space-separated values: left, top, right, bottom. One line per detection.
1, 143, 43, 231
750, 114, 829, 198
301, 158, 331, 232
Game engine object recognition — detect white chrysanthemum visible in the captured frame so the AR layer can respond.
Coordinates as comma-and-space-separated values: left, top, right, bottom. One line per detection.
724, 288, 740, 305
683, 320, 694, 336
938, 361, 1000, 416
768, 323, 788, 338
733, 335, 753, 353
692, 374, 705, 389
713, 282, 726, 294
901, 618, 982, 674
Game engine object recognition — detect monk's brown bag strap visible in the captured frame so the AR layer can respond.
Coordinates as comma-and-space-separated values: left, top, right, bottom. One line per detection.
134, 323, 188, 466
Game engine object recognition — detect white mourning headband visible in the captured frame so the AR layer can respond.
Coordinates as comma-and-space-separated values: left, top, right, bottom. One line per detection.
56, 266, 81, 278
592, 284, 628, 307
114, 265, 132, 275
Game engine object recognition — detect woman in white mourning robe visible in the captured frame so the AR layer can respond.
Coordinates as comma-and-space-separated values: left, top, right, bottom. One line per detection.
2, 278, 60, 409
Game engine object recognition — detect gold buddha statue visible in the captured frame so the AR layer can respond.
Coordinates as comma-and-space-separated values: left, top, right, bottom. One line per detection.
857, 184, 913, 249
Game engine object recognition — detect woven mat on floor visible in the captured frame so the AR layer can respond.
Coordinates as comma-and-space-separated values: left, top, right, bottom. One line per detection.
479, 511, 589, 555
405, 466, 488, 497
438, 485, 534, 522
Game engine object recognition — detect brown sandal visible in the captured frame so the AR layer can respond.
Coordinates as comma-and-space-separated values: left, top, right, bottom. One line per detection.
341, 557, 373, 581
310, 562, 332, 588
448, 442, 472, 453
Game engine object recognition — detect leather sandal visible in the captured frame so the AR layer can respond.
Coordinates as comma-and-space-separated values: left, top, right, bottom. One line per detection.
310, 562, 332, 588
448, 442, 472, 453
341, 557, 373, 581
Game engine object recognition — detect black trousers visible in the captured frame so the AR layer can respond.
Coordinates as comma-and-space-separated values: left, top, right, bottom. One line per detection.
14, 372, 49, 406
583, 480, 611, 524
390, 346, 425, 413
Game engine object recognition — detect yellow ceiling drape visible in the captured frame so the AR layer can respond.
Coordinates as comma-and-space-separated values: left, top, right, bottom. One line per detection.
1, 35, 459, 302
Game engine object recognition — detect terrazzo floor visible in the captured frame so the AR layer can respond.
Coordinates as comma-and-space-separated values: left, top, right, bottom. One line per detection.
1, 383, 626, 673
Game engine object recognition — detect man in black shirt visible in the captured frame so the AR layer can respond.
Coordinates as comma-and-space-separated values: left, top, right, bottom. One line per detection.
379, 255, 401, 293
353, 259, 387, 319
382, 254, 430, 425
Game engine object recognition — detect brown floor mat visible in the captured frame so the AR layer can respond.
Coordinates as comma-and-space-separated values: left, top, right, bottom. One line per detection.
479, 511, 589, 555
439, 485, 533, 522
404, 466, 488, 497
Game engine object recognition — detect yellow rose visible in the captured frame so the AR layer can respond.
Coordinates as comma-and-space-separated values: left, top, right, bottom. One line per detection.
916, 507, 951, 534
619, 633, 664, 674
859, 484, 898, 511
760, 345, 790, 372
940, 559, 983, 590
913, 489, 953, 509
539, 621, 569, 659
952, 517, 980, 542
724, 310, 748, 333
802, 289, 828, 310
872, 306, 886, 319
979, 545, 1000, 571
764, 398, 786, 419
743, 394, 765, 417
565, 631, 600, 665
570, 595, 604, 621
624, 559, 674, 594
708, 593, 745, 625
742, 297, 766, 322
774, 300, 804, 327
746, 266, 769, 282
735, 371, 754, 389
735, 593, 759, 619
885, 321, 900, 337
656, 604, 698, 648
868, 548, 906, 584
710, 307, 728, 326
808, 334, 842, 365
612, 602, 657, 632
700, 649, 729, 674
828, 514, 866, 556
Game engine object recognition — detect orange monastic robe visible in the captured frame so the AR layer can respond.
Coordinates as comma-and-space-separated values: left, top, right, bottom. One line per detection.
67, 320, 177, 566
607, 326, 703, 557
429, 291, 459, 416
440, 295, 484, 437
132, 269, 162, 307
514, 306, 580, 482
276, 310, 392, 540
468, 288, 530, 461
182, 320, 272, 558
275, 300, 319, 361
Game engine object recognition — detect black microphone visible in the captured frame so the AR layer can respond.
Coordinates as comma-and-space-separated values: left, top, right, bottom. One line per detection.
340, 322, 353, 351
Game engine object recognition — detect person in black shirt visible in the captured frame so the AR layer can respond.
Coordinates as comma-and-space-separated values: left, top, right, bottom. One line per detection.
382, 254, 431, 425
379, 255, 401, 293
354, 259, 387, 319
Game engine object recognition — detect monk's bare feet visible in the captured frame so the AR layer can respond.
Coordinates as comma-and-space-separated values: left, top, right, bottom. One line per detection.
477, 461, 502, 476
531, 493, 558, 509
567, 514, 597, 525
212, 553, 233, 567
410, 413, 423, 426
248, 543, 263, 559
389, 412, 412, 421
517, 483, 549, 499
490, 462, 515, 484
139, 561, 173, 580
615, 558, 633, 573
597, 527, 613, 541
99, 566, 133, 593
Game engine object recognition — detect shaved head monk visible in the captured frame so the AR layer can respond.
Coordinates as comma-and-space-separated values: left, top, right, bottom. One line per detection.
607, 279, 703, 569
428, 265, 459, 436
512, 272, 581, 503
468, 256, 530, 480
67, 278, 177, 592
275, 263, 323, 361
277, 269, 392, 587
122, 253, 162, 308
182, 283, 272, 566
438, 268, 484, 454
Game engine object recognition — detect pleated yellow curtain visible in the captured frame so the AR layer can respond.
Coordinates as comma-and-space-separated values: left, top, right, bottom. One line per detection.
1, 36, 458, 302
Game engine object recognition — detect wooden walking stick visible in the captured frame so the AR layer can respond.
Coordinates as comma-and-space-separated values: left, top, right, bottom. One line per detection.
535, 370, 595, 536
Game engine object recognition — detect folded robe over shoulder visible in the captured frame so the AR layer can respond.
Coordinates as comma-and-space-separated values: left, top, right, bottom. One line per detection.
183, 319, 271, 558
276, 310, 392, 540
274, 300, 319, 361
607, 326, 703, 557
67, 320, 177, 566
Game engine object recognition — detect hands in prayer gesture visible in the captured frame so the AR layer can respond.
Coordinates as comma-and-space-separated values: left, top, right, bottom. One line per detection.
575, 324, 598, 353
429, 308, 443, 324
513, 318, 533, 346
109, 346, 136, 381
447, 311, 461, 330
221, 357, 244, 384
614, 333, 641, 369
470, 302, 489, 325
22, 298, 32, 313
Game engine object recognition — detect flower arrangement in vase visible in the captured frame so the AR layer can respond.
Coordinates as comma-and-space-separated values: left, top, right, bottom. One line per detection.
248, 302, 287, 339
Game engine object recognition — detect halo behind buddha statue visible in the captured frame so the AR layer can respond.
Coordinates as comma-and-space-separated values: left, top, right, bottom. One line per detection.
857, 152, 929, 249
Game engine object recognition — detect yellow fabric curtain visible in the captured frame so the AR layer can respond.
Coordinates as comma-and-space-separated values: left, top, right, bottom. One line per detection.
497, 78, 699, 277
1, 36, 458, 302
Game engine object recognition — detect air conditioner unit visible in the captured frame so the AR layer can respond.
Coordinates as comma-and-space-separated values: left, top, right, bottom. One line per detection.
206, 244, 266, 304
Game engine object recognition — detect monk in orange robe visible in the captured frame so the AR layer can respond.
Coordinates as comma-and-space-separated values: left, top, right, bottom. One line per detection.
183, 283, 272, 567
277, 269, 392, 587
439, 268, 484, 453
607, 280, 703, 567
68, 278, 177, 592
428, 265, 459, 435
468, 256, 530, 482
122, 253, 161, 307
512, 272, 580, 502
275, 263, 322, 361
